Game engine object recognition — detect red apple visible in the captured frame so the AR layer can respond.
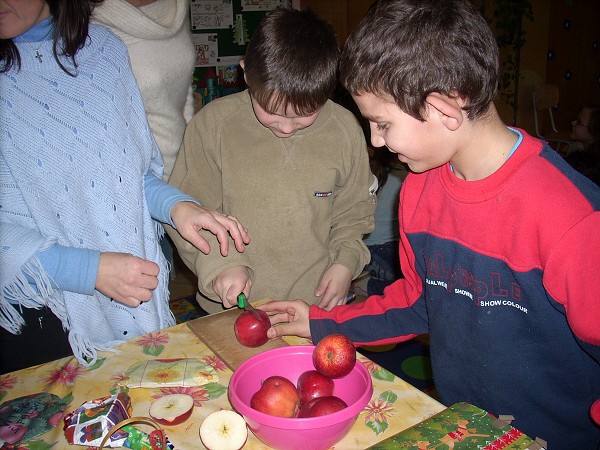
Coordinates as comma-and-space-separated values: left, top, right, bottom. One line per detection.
234, 309, 270, 348
149, 394, 194, 426
250, 375, 299, 418
313, 334, 356, 378
296, 370, 334, 405
297, 396, 348, 418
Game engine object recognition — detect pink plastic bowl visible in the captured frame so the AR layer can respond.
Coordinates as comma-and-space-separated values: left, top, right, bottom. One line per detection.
229, 346, 373, 450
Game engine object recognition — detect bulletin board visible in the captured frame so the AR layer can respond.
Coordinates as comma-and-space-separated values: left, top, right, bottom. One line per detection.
190, 0, 292, 109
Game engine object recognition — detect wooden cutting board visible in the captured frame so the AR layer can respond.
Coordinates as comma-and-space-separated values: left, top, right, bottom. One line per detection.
186, 306, 288, 371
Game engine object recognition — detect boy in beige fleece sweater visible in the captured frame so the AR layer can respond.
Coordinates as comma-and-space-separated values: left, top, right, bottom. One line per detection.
167, 8, 375, 313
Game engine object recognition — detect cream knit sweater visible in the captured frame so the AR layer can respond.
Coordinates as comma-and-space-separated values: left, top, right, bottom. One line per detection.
93, 0, 195, 181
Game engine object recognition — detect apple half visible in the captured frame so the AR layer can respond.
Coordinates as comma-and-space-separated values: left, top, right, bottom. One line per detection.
149, 393, 194, 426
199, 409, 248, 450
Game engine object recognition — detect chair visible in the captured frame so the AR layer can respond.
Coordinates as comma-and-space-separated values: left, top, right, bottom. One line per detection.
532, 84, 574, 154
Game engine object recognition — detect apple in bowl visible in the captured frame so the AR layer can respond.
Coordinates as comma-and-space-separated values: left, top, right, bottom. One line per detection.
297, 396, 348, 418
296, 370, 334, 406
250, 375, 299, 418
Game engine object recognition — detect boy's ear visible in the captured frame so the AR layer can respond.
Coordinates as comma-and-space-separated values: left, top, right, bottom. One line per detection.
425, 92, 464, 131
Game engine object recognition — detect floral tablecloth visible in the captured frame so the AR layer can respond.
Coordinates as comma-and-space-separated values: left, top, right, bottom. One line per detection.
0, 321, 445, 449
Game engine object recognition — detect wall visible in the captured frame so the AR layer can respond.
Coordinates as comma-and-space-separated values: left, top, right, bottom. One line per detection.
544, 0, 600, 130
515, 0, 600, 135
293, 0, 373, 44
294, 0, 600, 137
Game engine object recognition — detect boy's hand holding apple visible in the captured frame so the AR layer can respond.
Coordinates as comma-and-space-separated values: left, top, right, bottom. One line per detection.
213, 265, 251, 308
258, 300, 312, 339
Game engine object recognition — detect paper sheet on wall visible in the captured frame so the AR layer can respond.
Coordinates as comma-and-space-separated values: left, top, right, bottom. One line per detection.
191, 0, 234, 30
240, 0, 291, 11
193, 33, 219, 66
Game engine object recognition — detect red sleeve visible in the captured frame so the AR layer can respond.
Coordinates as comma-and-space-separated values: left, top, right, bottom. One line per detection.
544, 212, 600, 346
309, 176, 427, 345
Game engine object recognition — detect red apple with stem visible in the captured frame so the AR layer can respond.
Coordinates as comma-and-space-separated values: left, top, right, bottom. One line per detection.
313, 334, 356, 378
250, 375, 299, 418
296, 370, 334, 405
234, 309, 270, 348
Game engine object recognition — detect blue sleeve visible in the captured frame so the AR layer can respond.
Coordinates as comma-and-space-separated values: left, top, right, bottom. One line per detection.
36, 244, 101, 295
144, 172, 200, 227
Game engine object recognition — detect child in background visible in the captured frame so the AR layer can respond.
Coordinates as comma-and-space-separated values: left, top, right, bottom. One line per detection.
167, 7, 375, 314
566, 104, 600, 185
259, 1, 600, 448
0, 0, 249, 372
363, 147, 406, 295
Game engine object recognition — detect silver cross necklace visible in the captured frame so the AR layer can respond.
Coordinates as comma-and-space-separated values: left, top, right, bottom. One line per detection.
17, 30, 52, 63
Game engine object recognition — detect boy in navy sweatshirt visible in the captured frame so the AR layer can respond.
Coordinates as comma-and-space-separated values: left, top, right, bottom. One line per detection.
259, 1, 600, 448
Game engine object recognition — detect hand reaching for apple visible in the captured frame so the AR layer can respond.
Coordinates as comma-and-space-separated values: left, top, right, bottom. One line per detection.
258, 300, 311, 339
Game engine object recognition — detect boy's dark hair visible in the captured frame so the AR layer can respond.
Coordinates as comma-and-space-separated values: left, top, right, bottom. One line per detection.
0, 0, 103, 74
243, 7, 340, 116
340, 0, 499, 121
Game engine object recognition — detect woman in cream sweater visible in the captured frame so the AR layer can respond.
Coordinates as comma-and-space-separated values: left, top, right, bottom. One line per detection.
93, 0, 195, 182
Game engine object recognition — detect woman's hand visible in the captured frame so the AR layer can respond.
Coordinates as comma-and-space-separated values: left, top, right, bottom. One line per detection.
96, 252, 159, 307
171, 202, 250, 256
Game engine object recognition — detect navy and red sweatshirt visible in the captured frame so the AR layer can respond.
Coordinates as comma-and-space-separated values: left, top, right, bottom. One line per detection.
310, 130, 600, 449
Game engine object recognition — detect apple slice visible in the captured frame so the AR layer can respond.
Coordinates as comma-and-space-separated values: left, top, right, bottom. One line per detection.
199, 409, 248, 450
149, 394, 194, 426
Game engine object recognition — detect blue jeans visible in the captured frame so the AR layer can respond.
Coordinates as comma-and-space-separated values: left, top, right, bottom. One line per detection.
365, 241, 402, 296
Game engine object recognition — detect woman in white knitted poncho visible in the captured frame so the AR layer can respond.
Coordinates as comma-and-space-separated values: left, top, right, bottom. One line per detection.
0, 0, 249, 372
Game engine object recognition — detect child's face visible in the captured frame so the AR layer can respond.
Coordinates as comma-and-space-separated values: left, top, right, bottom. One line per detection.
570, 107, 594, 145
0, 0, 50, 40
353, 92, 452, 173
250, 95, 321, 138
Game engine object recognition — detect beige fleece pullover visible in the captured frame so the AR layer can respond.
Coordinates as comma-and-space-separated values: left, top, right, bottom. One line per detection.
168, 90, 375, 313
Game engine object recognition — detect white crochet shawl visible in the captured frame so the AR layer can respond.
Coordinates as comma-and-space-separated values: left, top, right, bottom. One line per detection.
0, 24, 175, 366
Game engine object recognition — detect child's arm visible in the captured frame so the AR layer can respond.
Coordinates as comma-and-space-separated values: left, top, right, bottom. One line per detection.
166, 113, 253, 302
314, 263, 353, 310
544, 212, 600, 360
259, 299, 312, 339
212, 265, 252, 308
318, 118, 375, 305
326, 136, 375, 276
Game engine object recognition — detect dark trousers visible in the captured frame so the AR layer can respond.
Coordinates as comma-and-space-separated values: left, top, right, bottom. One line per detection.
0, 306, 72, 374
365, 241, 403, 296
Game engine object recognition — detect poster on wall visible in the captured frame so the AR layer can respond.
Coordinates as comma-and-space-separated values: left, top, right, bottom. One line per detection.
190, 0, 234, 30
240, 0, 291, 11
192, 33, 219, 66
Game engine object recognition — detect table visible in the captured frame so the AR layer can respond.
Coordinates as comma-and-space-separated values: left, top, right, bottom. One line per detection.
0, 319, 445, 449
